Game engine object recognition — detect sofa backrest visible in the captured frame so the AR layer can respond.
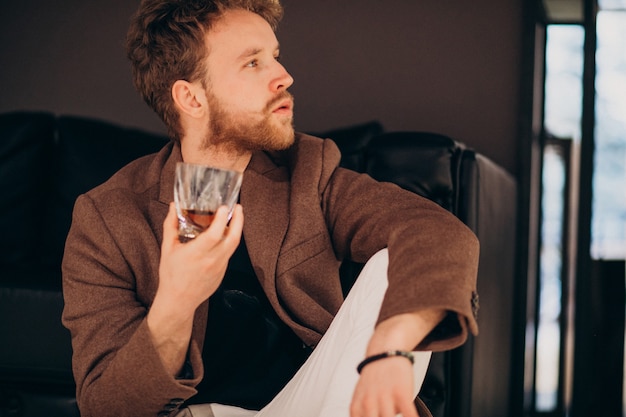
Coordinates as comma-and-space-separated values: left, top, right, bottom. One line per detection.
0, 112, 169, 287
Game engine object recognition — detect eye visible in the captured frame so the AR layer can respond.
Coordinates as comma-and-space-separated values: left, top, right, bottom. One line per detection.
245, 59, 258, 68
274, 54, 281, 62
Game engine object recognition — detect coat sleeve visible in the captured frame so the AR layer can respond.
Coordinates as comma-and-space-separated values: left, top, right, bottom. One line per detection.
318, 138, 480, 352
62, 193, 201, 417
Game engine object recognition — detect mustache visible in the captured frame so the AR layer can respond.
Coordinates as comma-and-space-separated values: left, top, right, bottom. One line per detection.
264, 91, 294, 113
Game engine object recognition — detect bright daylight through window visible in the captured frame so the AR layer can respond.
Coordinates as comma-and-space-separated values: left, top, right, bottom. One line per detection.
540, 24, 584, 413
592, 9, 626, 260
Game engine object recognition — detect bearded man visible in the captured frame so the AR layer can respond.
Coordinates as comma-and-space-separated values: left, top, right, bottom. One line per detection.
62, 1, 480, 416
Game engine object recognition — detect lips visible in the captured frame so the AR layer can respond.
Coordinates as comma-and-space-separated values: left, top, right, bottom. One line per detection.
272, 98, 293, 114
267, 91, 294, 115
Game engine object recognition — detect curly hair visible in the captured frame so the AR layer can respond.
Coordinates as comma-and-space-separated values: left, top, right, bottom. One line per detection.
126, 0, 284, 142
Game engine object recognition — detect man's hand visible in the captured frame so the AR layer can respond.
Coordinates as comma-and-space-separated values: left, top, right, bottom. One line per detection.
147, 202, 244, 376
351, 355, 418, 417
157, 202, 243, 312
350, 310, 445, 417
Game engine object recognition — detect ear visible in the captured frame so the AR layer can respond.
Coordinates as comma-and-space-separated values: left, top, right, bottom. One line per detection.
172, 80, 207, 118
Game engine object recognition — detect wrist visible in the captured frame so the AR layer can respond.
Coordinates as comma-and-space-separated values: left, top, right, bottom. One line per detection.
147, 292, 195, 339
366, 310, 446, 355
151, 282, 199, 319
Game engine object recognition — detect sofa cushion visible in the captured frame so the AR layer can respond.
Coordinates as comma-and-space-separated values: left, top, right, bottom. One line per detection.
0, 275, 71, 382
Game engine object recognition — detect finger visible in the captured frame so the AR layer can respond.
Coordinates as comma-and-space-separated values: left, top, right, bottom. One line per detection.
223, 205, 244, 243
349, 393, 362, 417
209, 205, 243, 258
193, 205, 230, 244
363, 397, 380, 417
397, 397, 419, 417
380, 399, 396, 417
351, 390, 378, 417
349, 387, 366, 417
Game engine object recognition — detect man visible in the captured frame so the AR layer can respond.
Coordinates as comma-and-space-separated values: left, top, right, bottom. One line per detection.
61, 1, 480, 416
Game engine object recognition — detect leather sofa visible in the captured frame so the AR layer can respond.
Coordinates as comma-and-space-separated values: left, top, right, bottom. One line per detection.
0, 111, 517, 417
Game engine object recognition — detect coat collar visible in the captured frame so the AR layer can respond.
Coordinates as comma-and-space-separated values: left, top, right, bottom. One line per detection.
158, 141, 181, 206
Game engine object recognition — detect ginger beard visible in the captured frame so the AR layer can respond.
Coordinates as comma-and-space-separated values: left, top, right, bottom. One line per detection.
201, 89, 295, 154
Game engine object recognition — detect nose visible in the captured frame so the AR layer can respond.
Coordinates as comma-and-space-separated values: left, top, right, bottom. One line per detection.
270, 61, 294, 92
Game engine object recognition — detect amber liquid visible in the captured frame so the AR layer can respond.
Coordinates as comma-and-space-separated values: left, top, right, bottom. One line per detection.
182, 208, 216, 230
178, 208, 216, 242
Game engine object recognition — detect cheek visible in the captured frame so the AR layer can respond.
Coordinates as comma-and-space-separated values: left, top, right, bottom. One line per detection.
222, 88, 259, 113
210, 75, 268, 114
228, 78, 268, 108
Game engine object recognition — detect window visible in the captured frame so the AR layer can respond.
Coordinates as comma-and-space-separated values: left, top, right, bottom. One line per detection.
533, 5, 626, 415
533, 24, 584, 414
592, 10, 626, 260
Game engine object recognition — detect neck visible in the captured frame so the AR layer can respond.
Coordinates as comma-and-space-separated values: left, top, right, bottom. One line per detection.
180, 140, 252, 173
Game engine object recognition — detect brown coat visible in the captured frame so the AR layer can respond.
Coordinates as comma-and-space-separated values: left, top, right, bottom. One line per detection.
62, 133, 479, 417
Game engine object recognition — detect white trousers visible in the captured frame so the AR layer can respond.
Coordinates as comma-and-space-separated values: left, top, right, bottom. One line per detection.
184, 249, 431, 417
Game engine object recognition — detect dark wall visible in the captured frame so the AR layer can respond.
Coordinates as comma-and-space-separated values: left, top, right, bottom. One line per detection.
0, 0, 523, 175
0, 1, 160, 134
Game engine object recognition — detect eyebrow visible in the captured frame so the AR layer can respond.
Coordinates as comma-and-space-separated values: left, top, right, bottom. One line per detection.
236, 44, 280, 61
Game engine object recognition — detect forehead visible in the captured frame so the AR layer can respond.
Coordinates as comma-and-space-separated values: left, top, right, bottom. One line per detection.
205, 9, 279, 60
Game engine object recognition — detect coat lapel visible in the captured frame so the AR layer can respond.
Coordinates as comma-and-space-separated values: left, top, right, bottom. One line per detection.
149, 141, 179, 251
240, 151, 290, 310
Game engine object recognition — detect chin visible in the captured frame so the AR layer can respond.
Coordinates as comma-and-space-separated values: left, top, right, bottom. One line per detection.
272, 122, 296, 150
